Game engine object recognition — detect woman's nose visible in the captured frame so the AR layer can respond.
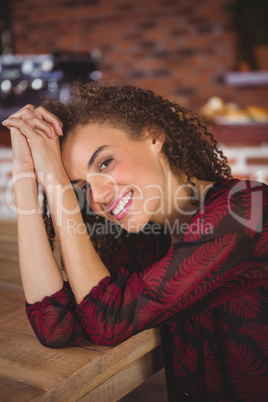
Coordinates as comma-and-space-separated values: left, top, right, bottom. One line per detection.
90, 176, 114, 205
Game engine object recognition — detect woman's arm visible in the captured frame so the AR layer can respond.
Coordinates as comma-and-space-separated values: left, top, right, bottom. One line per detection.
26, 228, 170, 347
10, 127, 64, 303
4, 106, 110, 305
26, 282, 88, 348
5, 112, 105, 347
45, 174, 111, 304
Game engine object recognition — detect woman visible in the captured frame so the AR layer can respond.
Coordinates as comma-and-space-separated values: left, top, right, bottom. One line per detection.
3, 82, 268, 401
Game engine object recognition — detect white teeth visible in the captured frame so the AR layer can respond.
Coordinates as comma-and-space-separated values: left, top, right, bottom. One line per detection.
112, 192, 132, 215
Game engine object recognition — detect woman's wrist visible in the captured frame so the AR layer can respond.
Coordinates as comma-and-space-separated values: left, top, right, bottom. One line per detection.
12, 168, 36, 179
36, 169, 70, 191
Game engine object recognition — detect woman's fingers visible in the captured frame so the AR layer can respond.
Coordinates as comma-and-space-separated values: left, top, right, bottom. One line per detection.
2, 116, 56, 142
2, 116, 57, 139
35, 106, 63, 136
10, 104, 35, 117
7, 104, 37, 121
3, 104, 63, 137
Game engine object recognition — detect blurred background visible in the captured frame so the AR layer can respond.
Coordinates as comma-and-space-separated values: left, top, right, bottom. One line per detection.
0, 0, 268, 219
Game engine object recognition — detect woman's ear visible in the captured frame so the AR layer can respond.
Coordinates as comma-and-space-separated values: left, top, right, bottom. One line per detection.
147, 128, 164, 152
152, 137, 164, 153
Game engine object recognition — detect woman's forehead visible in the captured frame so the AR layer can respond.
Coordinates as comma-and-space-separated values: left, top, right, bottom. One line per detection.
69, 122, 129, 143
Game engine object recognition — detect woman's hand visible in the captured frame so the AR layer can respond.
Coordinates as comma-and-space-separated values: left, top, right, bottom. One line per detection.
2, 105, 67, 189
3, 104, 63, 139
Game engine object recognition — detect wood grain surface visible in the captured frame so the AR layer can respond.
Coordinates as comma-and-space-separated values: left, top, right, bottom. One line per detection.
0, 221, 164, 401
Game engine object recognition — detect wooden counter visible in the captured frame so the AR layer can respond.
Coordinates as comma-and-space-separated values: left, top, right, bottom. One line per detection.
0, 221, 164, 401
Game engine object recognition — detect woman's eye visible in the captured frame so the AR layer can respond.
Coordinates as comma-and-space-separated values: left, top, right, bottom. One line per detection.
81, 182, 90, 194
100, 158, 113, 171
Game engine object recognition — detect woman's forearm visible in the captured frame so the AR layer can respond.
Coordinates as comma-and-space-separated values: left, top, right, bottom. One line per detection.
13, 172, 64, 303
45, 175, 110, 304
6, 109, 110, 306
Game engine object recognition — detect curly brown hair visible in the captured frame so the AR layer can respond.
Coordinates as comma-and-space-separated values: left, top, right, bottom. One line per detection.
41, 80, 232, 259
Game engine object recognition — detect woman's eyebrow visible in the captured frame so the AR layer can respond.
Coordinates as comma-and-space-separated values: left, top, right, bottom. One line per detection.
87, 145, 108, 169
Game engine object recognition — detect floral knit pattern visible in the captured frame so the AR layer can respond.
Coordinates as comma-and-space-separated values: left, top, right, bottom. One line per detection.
26, 179, 268, 401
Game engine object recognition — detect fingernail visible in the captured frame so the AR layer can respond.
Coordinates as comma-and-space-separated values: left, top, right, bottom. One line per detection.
58, 127, 63, 136
2, 120, 7, 125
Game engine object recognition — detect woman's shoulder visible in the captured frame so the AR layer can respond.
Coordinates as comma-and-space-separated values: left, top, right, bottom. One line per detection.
203, 178, 268, 227
181, 178, 267, 244
205, 178, 268, 206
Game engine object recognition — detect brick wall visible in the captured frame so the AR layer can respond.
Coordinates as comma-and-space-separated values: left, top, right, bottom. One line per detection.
9, 0, 268, 109
212, 125, 268, 184
221, 144, 268, 184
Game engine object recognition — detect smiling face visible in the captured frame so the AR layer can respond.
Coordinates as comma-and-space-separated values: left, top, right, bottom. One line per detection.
61, 122, 171, 232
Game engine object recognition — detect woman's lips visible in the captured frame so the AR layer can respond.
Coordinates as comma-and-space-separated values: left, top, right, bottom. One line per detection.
106, 190, 133, 220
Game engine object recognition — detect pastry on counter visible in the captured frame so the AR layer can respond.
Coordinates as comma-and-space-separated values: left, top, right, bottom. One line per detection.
201, 96, 268, 124
246, 106, 268, 123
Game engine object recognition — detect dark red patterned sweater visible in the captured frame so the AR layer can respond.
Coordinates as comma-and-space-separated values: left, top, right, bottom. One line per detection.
26, 179, 268, 402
